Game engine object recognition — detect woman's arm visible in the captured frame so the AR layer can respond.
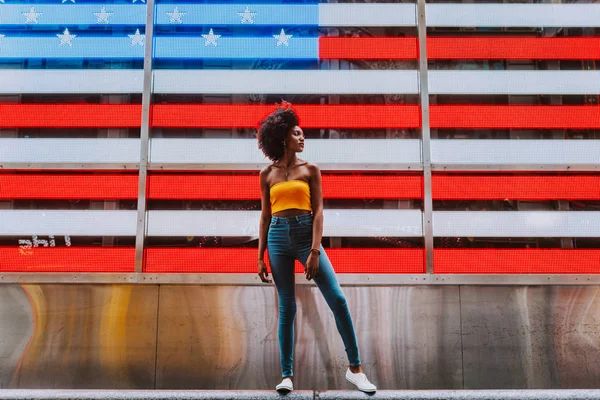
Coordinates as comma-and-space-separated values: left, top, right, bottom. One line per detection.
258, 167, 272, 262
309, 163, 324, 252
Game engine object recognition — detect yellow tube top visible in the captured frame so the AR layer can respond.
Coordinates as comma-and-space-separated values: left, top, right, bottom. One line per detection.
269, 179, 312, 214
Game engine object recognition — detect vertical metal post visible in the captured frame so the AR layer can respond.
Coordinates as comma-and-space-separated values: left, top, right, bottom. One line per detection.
134, 0, 155, 273
417, 0, 434, 274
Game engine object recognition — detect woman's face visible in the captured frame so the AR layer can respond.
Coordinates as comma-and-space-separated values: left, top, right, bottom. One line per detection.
287, 125, 305, 153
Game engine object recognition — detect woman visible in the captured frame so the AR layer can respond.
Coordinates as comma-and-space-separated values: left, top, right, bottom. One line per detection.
256, 102, 377, 393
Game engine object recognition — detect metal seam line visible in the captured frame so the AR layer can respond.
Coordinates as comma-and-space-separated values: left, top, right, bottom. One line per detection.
417, 0, 434, 274
3, 273, 600, 286
134, 0, 155, 273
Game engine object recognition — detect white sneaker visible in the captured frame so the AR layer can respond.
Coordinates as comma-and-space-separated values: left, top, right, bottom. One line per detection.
275, 377, 293, 392
345, 368, 377, 393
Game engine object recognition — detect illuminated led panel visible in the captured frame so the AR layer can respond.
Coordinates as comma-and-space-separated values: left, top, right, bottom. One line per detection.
145, 248, 424, 274
147, 175, 422, 200
0, 247, 135, 273
435, 249, 600, 274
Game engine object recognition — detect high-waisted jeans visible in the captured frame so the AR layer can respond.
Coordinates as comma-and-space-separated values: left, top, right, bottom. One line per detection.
267, 213, 361, 378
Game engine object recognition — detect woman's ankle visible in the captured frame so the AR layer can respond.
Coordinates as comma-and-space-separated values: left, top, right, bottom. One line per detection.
349, 365, 363, 374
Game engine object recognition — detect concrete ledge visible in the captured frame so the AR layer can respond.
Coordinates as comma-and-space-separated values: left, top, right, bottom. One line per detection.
3, 390, 600, 400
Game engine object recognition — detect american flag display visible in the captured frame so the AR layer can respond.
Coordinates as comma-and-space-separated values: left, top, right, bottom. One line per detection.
0, 1, 599, 276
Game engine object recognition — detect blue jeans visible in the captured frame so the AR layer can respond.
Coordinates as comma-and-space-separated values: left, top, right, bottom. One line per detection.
267, 213, 361, 378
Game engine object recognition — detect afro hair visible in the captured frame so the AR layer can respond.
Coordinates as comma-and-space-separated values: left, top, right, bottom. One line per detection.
257, 101, 299, 162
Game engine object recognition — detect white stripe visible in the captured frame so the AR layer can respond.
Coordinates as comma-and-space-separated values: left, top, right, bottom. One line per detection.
434, 212, 600, 238
0, 210, 137, 236
147, 210, 423, 237
3, 210, 598, 238
0, 139, 140, 165
14, 70, 596, 96
319, 3, 416, 27
429, 71, 600, 95
427, 4, 600, 27
149, 139, 422, 171
432, 140, 600, 170
153, 70, 419, 94
0, 70, 143, 94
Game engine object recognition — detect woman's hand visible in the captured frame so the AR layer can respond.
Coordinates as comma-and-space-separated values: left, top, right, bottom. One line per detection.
258, 260, 272, 284
305, 252, 320, 281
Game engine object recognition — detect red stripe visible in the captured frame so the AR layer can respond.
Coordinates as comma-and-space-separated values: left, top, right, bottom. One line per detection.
0, 174, 138, 200
435, 249, 600, 274
434, 175, 600, 200
3, 174, 598, 201
0, 247, 135, 272
319, 37, 418, 60
317, 37, 600, 60
428, 37, 600, 60
151, 104, 422, 129
431, 105, 600, 129
148, 174, 423, 200
4, 104, 599, 130
0, 105, 141, 128
145, 248, 424, 273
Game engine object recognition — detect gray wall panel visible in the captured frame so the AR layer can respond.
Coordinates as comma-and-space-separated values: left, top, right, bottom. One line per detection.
155, 286, 462, 390
0, 285, 158, 389
4, 284, 600, 390
0, 285, 34, 389
460, 287, 600, 389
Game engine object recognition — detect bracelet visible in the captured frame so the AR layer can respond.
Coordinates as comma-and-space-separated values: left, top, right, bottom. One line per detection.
310, 248, 321, 255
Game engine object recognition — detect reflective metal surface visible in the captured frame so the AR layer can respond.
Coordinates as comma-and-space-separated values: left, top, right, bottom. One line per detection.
155, 286, 463, 390
0, 285, 33, 389
4, 284, 600, 390
461, 286, 600, 389
0, 285, 158, 389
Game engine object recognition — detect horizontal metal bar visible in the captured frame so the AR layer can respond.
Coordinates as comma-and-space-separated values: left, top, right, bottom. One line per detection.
0, 139, 141, 165
4, 163, 596, 172
148, 163, 423, 171
150, 138, 422, 170
431, 164, 600, 172
3, 273, 600, 286
426, 3, 600, 27
0, 210, 137, 236
0, 139, 580, 172
153, 70, 419, 94
0, 70, 143, 94
431, 140, 600, 170
0, 163, 140, 170
319, 3, 417, 27
147, 209, 423, 237
434, 211, 600, 238
3, 210, 600, 237
6, 70, 592, 95
429, 71, 600, 95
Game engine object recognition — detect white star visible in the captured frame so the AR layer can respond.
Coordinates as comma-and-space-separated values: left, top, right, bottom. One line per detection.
23, 7, 42, 24
94, 7, 113, 24
167, 7, 185, 24
201, 28, 220, 47
273, 29, 292, 47
128, 29, 145, 46
238, 7, 256, 24
57, 28, 76, 46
